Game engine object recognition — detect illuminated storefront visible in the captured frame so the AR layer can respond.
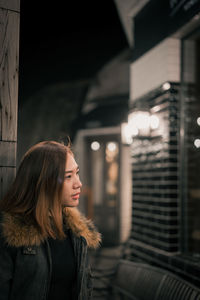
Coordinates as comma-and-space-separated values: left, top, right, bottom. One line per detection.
126, 0, 200, 287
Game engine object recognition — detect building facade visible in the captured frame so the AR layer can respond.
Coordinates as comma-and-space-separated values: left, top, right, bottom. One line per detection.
117, 0, 200, 287
74, 49, 132, 246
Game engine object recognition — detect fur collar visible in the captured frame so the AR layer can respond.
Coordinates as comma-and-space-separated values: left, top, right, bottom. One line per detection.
1, 208, 101, 249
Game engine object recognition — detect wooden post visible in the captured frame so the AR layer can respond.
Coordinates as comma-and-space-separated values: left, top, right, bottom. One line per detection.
0, 0, 20, 199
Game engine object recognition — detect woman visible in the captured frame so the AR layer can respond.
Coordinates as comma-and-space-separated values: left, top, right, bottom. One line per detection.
0, 140, 101, 300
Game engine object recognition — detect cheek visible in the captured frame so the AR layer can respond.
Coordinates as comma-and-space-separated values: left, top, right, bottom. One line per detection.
62, 181, 71, 195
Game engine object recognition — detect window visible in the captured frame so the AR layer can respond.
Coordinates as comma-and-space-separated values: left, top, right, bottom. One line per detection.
85, 135, 120, 245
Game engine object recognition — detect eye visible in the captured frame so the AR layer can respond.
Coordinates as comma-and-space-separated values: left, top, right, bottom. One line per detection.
65, 175, 71, 179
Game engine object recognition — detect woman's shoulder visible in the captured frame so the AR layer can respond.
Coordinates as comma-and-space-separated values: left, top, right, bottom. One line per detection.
0, 213, 17, 261
63, 208, 101, 249
0, 212, 45, 248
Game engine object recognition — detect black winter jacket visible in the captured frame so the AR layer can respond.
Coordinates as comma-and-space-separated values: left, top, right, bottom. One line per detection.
0, 208, 101, 300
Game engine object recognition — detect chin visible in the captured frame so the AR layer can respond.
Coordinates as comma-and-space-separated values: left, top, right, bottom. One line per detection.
63, 201, 79, 208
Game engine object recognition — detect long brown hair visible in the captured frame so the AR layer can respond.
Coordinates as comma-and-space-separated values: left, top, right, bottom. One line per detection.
0, 140, 72, 239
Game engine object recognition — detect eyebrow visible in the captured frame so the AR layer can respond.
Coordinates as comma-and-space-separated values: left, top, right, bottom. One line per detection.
65, 166, 79, 174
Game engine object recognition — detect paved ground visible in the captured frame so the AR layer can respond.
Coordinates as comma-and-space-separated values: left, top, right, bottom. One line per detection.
90, 245, 123, 300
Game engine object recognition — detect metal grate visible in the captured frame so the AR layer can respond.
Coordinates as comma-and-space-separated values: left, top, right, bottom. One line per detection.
130, 84, 180, 252
110, 260, 200, 300
113, 260, 163, 300
157, 275, 200, 300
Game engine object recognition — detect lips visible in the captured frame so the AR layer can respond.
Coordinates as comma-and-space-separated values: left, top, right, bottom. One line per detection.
72, 193, 80, 199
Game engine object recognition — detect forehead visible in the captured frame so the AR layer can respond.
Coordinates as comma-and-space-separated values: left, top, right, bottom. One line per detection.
65, 153, 78, 170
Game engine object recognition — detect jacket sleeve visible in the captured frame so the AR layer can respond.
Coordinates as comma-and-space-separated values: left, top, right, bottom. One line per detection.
0, 236, 14, 300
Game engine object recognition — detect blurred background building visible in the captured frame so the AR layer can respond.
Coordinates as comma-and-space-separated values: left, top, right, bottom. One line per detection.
73, 48, 132, 246
74, 0, 200, 288
115, 0, 200, 288
1, 0, 200, 290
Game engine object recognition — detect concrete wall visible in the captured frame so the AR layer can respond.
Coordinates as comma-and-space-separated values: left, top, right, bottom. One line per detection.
130, 38, 181, 102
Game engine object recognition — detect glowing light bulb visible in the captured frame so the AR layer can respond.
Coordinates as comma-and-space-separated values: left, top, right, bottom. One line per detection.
194, 139, 200, 148
150, 115, 159, 129
107, 142, 117, 152
91, 141, 100, 151
162, 82, 171, 90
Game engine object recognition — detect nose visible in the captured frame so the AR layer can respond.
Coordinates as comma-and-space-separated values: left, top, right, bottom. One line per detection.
73, 176, 82, 189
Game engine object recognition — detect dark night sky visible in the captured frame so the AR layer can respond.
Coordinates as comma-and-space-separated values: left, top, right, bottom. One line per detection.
19, 0, 128, 105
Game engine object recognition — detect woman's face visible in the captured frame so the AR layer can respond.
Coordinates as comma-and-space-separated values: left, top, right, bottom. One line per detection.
61, 153, 82, 207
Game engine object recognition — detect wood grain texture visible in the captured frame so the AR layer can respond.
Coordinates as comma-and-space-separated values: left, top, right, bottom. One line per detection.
0, 8, 19, 141
0, 0, 20, 12
0, 108, 2, 140
0, 167, 15, 199
0, 141, 16, 167
0, 3, 19, 198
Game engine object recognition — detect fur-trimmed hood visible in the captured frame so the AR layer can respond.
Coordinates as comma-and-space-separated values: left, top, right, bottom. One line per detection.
1, 208, 101, 249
